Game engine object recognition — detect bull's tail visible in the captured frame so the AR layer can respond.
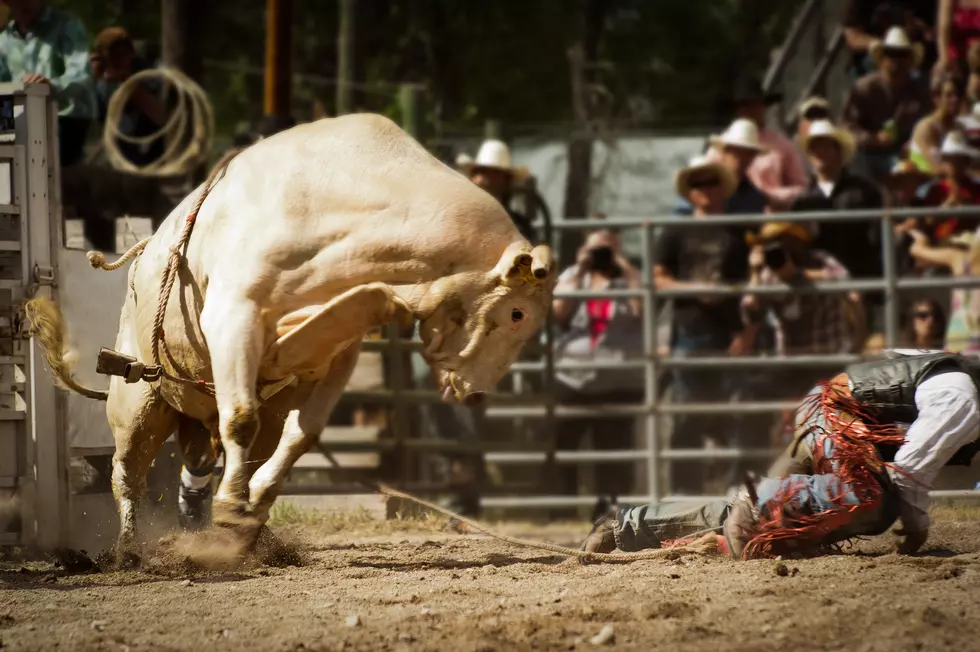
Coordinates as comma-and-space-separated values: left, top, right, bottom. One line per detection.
23, 297, 109, 401
86, 236, 151, 271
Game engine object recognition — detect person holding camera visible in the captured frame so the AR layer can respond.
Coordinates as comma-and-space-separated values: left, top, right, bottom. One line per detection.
551, 229, 644, 506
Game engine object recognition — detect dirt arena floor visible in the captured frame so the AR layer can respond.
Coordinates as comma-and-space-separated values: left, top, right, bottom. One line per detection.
1, 504, 979, 652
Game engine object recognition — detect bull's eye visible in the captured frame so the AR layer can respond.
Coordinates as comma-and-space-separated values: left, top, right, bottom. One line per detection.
511, 309, 524, 323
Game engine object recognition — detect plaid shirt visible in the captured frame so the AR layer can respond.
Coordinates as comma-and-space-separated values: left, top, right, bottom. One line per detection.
742, 250, 854, 355
0, 6, 96, 119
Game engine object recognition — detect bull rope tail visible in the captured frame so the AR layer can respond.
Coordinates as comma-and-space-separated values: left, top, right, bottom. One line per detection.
366, 481, 718, 564
150, 147, 245, 397
86, 237, 152, 271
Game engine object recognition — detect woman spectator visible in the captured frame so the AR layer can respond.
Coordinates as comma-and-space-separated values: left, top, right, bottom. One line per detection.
918, 129, 980, 243
908, 226, 980, 353
900, 298, 949, 348
937, 0, 980, 78
551, 229, 644, 504
910, 73, 967, 172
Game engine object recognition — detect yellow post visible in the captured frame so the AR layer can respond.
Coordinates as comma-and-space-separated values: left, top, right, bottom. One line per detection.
264, 0, 293, 117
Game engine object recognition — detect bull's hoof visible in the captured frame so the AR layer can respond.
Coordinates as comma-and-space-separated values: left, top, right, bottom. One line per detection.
212, 500, 264, 551
178, 483, 212, 532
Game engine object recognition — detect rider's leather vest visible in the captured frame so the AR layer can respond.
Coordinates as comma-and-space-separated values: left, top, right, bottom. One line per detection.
845, 353, 980, 467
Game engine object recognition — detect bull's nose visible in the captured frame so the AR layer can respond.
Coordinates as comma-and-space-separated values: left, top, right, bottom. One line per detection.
462, 392, 486, 407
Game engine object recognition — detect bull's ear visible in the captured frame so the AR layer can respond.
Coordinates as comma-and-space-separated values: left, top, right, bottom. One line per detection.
529, 245, 555, 281
492, 241, 534, 286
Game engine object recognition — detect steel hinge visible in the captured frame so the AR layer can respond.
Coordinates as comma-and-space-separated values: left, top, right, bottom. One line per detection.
25, 263, 55, 298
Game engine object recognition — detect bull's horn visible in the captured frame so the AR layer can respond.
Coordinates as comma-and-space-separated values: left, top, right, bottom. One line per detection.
530, 245, 554, 280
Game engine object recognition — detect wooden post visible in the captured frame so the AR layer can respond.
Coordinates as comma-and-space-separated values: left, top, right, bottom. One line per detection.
398, 84, 421, 140
161, 0, 202, 80
264, 0, 293, 117
336, 0, 355, 115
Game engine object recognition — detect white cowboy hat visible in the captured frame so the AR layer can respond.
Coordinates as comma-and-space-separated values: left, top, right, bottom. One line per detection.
708, 118, 768, 153
457, 139, 530, 181
940, 130, 980, 159
674, 154, 737, 199
869, 26, 924, 67
799, 119, 857, 164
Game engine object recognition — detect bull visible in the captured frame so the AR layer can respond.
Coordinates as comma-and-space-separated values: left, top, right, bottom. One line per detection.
28, 114, 556, 565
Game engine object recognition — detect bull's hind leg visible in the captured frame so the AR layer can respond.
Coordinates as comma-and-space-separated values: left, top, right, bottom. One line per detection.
200, 294, 265, 534
107, 379, 179, 567
247, 344, 361, 530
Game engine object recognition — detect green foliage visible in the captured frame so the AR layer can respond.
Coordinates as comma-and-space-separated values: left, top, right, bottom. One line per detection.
49, 0, 805, 137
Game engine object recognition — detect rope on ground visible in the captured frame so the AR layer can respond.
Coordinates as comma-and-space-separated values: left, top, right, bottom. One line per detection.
369, 482, 719, 564
103, 66, 214, 178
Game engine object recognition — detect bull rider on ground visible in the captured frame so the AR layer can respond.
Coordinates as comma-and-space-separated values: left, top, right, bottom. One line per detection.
581, 350, 980, 560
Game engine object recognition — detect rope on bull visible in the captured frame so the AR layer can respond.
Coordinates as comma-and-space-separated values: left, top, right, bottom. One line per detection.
103, 66, 214, 178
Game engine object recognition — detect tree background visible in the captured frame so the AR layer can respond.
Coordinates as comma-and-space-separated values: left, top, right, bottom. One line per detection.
54, 0, 805, 139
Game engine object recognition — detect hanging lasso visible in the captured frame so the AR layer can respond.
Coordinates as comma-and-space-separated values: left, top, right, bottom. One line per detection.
102, 66, 214, 178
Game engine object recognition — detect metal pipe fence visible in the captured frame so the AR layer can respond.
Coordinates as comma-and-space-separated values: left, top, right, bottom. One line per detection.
328, 205, 980, 508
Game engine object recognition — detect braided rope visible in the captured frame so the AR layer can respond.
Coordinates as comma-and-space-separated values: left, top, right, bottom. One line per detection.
87, 237, 152, 271
372, 482, 719, 563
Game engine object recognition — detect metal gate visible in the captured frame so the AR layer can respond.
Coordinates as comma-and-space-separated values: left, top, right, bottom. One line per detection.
0, 83, 68, 551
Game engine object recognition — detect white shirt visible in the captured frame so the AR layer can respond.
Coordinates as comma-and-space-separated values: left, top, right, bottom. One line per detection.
816, 180, 835, 198
886, 371, 980, 531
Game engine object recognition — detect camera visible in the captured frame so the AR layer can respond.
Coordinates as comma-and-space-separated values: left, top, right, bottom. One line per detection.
763, 243, 788, 270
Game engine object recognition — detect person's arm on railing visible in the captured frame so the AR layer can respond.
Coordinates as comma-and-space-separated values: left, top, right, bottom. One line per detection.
908, 228, 963, 271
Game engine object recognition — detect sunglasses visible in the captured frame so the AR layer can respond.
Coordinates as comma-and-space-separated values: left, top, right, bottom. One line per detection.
688, 177, 720, 189
913, 311, 935, 320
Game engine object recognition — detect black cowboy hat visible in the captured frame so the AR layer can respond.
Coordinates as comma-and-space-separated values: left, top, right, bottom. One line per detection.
732, 76, 783, 106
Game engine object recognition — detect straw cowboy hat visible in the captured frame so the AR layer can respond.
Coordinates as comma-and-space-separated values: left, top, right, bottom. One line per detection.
457, 139, 530, 181
708, 118, 768, 153
940, 129, 980, 160
745, 221, 814, 248
799, 119, 857, 164
673, 154, 737, 199
869, 26, 924, 68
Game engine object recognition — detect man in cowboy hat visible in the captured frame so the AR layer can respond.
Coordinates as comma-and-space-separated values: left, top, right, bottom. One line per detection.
919, 130, 980, 244
656, 154, 751, 494
797, 96, 832, 141
792, 119, 885, 282
843, 25, 933, 180
458, 139, 538, 243
707, 77, 808, 211
704, 118, 768, 216
843, 1, 937, 79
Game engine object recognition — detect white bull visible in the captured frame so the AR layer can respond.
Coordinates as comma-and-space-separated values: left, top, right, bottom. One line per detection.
28, 113, 556, 564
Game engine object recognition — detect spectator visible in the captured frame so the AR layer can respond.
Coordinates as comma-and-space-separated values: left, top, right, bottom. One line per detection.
968, 41, 980, 102
793, 120, 885, 280
844, 1, 938, 78
0, 0, 96, 167
458, 139, 537, 242
91, 27, 167, 168
900, 297, 948, 348
740, 222, 863, 359
919, 129, 980, 242
937, 0, 980, 79
705, 118, 768, 216
843, 26, 933, 180
655, 155, 747, 494
707, 77, 808, 210
956, 99, 980, 145
798, 96, 832, 140
551, 229, 644, 502
888, 159, 935, 273
908, 226, 980, 353
910, 73, 967, 173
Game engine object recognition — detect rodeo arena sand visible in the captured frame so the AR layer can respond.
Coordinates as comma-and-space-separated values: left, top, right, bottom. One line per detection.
0, 505, 979, 652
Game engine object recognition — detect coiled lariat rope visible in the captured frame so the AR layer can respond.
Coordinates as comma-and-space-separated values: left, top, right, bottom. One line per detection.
103, 66, 213, 178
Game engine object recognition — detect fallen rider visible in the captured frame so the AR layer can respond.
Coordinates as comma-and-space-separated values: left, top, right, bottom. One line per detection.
581, 350, 980, 560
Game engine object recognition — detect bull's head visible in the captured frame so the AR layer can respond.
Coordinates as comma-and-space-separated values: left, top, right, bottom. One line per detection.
416, 242, 556, 405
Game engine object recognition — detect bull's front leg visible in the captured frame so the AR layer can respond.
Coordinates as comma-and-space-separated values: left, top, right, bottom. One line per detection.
247, 343, 361, 528
200, 293, 265, 534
